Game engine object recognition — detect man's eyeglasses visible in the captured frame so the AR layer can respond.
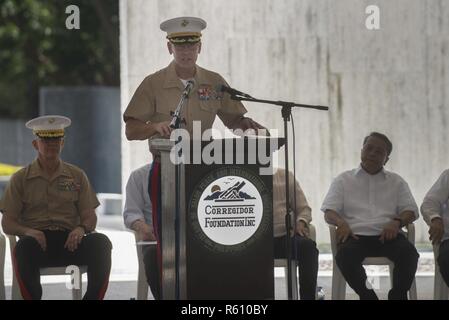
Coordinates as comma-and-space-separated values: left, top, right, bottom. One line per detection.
39, 137, 64, 143
173, 43, 199, 50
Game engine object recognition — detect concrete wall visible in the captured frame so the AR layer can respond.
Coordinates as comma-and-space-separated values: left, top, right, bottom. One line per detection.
120, 0, 449, 244
40, 86, 121, 194
0, 119, 35, 166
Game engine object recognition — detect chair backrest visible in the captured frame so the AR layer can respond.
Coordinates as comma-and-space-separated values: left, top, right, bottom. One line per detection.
308, 224, 316, 242
8, 234, 16, 262
433, 244, 449, 299
134, 232, 158, 300
0, 232, 5, 300
134, 232, 147, 283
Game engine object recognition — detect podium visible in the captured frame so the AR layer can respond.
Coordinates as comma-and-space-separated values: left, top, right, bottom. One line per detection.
152, 137, 283, 299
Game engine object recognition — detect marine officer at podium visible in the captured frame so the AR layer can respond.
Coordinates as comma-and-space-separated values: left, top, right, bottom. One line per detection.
123, 16, 268, 277
123, 16, 265, 146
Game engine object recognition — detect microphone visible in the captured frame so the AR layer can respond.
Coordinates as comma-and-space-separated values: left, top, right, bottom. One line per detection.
217, 84, 253, 98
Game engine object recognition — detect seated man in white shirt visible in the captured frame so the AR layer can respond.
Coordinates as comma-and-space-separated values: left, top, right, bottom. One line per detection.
421, 169, 449, 287
273, 168, 319, 300
321, 132, 419, 300
123, 165, 160, 300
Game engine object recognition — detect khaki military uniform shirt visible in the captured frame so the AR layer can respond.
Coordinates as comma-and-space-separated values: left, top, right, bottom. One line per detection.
0, 159, 99, 231
123, 61, 247, 150
273, 168, 312, 238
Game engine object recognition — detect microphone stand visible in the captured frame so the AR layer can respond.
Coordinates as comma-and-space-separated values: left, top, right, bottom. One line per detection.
230, 93, 328, 300
170, 81, 193, 129
170, 81, 193, 300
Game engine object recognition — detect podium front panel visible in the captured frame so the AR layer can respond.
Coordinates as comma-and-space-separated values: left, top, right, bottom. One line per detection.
186, 164, 274, 299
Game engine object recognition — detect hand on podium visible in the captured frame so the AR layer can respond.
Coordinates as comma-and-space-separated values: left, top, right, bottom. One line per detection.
233, 116, 270, 136
153, 120, 173, 137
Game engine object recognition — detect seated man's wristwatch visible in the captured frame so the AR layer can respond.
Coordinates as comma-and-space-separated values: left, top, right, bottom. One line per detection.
393, 217, 403, 228
77, 224, 89, 234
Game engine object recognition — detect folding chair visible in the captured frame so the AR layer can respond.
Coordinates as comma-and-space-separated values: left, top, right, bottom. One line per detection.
0, 232, 5, 300
275, 223, 316, 300
329, 224, 418, 300
8, 235, 87, 300
433, 244, 449, 300
134, 232, 157, 300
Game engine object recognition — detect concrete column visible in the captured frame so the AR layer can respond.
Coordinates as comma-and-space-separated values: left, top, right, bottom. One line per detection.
40, 86, 121, 194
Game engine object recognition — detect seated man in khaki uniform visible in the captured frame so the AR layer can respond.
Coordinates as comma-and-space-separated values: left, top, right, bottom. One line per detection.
0, 115, 112, 300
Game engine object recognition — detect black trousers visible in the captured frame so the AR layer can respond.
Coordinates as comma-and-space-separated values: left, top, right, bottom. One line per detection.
335, 234, 419, 300
274, 234, 319, 300
13, 230, 112, 300
142, 244, 161, 300
437, 239, 449, 287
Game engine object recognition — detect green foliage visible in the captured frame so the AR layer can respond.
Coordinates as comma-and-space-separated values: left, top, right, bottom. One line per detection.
0, 0, 119, 118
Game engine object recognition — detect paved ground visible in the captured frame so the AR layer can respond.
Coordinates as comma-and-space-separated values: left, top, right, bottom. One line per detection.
1, 215, 445, 300
1, 274, 439, 300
